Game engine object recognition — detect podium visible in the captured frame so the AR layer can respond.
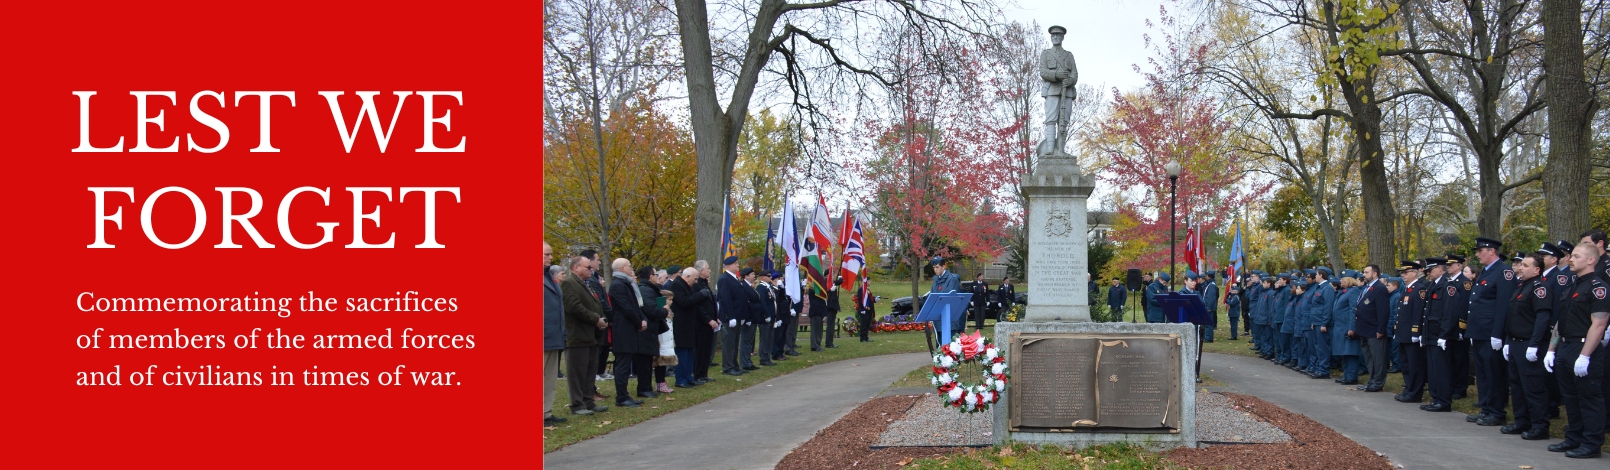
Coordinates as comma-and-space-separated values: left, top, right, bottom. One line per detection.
1158, 293, 1211, 325
916, 292, 972, 347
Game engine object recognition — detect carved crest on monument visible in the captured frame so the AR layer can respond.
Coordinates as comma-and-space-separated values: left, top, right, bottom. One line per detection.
1045, 209, 1073, 238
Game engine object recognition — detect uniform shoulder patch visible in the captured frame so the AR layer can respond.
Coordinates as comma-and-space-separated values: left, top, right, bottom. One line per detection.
1447, 286, 1456, 296
1558, 275, 1568, 285
1463, 281, 1473, 290
1596, 287, 1606, 300
1534, 287, 1547, 299
1504, 270, 1513, 280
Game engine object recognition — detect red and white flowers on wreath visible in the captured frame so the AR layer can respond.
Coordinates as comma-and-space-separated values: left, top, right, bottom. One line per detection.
929, 331, 1008, 413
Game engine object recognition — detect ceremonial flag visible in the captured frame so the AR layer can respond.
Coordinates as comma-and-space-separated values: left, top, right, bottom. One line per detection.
720, 197, 738, 260
858, 274, 875, 311
1183, 226, 1200, 274
806, 195, 836, 295
1226, 220, 1243, 304
776, 197, 802, 302
839, 213, 866, 290
764, 216, 776, 272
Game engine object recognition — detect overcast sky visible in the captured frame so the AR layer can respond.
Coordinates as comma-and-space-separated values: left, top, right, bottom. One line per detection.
999, 0, 1162, 96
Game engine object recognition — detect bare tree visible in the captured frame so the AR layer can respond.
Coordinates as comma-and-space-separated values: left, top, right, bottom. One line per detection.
1540, 0, 1600, 240
671, 0, 1004, 264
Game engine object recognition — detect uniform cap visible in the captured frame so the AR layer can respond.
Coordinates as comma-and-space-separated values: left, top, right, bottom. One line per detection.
740, 267, 755, 276
1444, 253, 1466, 263
1048, 25, 1067, 34
770, 271, 784, 278
931, 256, 945, 266
1316, 266, 1333, 276
1509, 252, 1525, 263
1398, 260, 1423, 271
1474, 237, 1502, 250
1423, 257, 1445, 268
723, 256, 740, 265
1186, 271, 1199, 280
1159, 272, 1172, 281
1538, 242, 1562, 258
1556, 240, 1575, 253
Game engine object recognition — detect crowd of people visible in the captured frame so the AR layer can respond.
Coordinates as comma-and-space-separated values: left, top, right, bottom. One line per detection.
543, 245, 895, 425
1207, 231, 1609, 459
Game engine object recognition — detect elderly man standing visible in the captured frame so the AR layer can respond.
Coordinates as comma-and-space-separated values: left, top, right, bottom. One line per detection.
543, 242, 567, 426
561, 256, 609, 415
606, 258, 651, 407
692, 260, 719, 383
717, 257, 752, 375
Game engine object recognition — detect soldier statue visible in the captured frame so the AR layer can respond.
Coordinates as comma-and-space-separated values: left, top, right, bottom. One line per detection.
1038, 25, 1078, 157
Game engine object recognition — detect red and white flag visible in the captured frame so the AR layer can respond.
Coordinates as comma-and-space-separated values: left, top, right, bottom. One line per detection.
839, 213, 865, 290
1183, 226, 1204, 274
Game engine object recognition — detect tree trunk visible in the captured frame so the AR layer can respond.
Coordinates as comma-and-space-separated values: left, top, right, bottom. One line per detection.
1342, 79, 1397, 268
1476, 146, 1505, 237
1541, 0, 1595, 242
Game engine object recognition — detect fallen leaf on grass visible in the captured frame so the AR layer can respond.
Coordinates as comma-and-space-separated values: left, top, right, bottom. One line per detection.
999, 447, 1016, 457
664, 397, 675, 401
543, 426, 557, 431
896, 457, 914, 466
601, 420, 612, 425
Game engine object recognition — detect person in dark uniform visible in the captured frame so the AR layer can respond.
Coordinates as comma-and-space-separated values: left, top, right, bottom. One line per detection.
1354, 265, 1391, 392
1541, 242, 1573, 417
997, 277, 1017, 321
753, 270, 777, 367
1469, 237, 1516, 427
1226, 279, 1243, 340
738, 268, 762, 370
855, 281, 876, 342
1303, 267, 1335, 377
1544, 243, 1608, 458
1145, 272, 1170, 323
716, 257, 752, 376
769, 271, 792, 362
970, 273, 991, 332
807, 282, 830, 352
824, 278, 841, 348
1422, 258, 1455, 411
1578, 229, 1610, 429
1203, 271, 1221, 342
1394, 261, 1430, 404
1107, 277, 1127, 321
1444, 253, 1474, 401
1500, 252, 1553, 441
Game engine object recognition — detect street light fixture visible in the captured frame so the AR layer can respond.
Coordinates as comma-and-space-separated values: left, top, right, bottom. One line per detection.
1165, 160, 1181, 291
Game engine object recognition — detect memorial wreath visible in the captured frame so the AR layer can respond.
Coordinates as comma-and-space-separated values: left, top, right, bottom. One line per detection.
929, 331, 1009, 413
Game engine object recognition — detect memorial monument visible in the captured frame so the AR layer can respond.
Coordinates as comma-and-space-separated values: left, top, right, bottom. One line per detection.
990, 25, 1197, 450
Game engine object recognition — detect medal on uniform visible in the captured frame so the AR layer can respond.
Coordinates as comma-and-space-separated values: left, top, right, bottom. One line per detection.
1463, 281, 1472, 290
1364, 299, 1370, 305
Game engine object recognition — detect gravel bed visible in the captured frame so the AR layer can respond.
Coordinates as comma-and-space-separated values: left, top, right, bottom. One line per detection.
1195, 391, 1291, 445
873, 394, 994, 447
777, 395, 967, 470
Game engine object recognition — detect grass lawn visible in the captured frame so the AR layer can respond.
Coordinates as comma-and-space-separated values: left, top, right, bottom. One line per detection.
907, 442, 1169, 469
1201, 309, 1608, 452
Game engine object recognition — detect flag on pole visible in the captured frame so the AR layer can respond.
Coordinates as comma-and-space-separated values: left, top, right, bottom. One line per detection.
720, 197, 738, 260
858, 273, 875, 311
776, 197, 801, 302
1226, 220, 1243, 304
808, 195, 837, 293
839, 214, 866, 290
764, 216, 776, 272
1183, 226, 1200, 275
801, 236, 828, 298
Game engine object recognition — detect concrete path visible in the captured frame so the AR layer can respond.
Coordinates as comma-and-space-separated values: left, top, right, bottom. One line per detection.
1204, 352, 1601, 469
543, 352, 930, 470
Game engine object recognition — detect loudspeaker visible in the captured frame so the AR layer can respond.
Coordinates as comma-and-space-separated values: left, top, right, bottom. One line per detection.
1126, 269, 1143, 291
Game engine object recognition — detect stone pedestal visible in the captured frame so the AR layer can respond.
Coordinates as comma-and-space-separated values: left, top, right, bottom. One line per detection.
1022, 156, 1095, 322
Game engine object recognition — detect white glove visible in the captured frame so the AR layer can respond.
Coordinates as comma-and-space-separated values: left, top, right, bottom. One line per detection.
728, 319, 737, 327
1544, 351, 1556, 372
1437, 338, 1447, 350
744, 321, 752, 326
1575, 355, 1590, 377
774, 320, 782, 328
1411, 336, 1421, 345
1502, 344, 1509, 358
1525, 347, 1538, 362
1489, 338, 1502, 351
765, 317, 772, 323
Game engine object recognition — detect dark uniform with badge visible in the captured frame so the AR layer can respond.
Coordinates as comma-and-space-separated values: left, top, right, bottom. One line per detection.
1394, 261, 1429, 403
1501, 258, 1552, 440
1444, 254, 1474, 401
1422, 258, 1456, 411
1468, 238, 1515, 426
1547, 270, 1608, 457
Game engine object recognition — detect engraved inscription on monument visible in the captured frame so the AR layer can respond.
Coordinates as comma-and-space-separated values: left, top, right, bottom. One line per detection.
1095, 338, 1180, 429
1008, 333, 1181, 432
1027, 240, 1082, 305
1013, 337, 1097, 428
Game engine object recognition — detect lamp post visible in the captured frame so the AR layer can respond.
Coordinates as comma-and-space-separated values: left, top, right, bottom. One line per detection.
1165, 160, 1181, 291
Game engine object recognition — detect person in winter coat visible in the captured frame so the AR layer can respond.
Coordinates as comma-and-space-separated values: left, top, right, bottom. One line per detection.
607, 259, 651, 407
1331, 274, 1364, 384
668, 267, 713, 388
637, 266, 675, 395
562, 256, 609, 416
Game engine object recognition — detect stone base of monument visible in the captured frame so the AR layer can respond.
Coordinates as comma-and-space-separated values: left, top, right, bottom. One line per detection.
991, 321, 1197, 450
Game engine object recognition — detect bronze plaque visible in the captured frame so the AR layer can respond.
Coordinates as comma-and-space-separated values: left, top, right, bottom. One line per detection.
1008, 333, 1181, 432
